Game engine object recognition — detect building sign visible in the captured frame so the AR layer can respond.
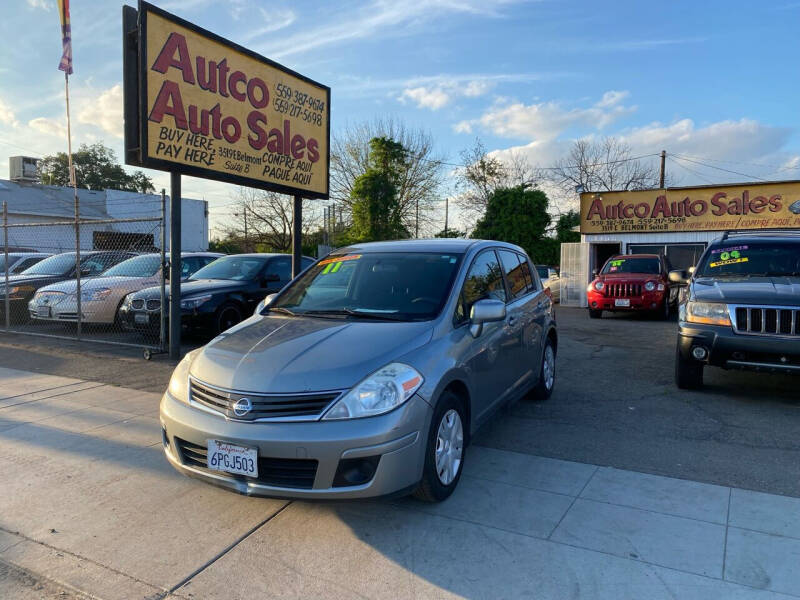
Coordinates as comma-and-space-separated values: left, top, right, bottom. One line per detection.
580, 181, 800, 234
123, 1, 330, 199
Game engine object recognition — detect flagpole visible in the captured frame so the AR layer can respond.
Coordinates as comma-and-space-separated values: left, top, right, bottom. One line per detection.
63, 70, 81, 340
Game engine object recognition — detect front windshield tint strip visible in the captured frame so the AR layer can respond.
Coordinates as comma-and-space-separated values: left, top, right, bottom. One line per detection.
273, 252, 463, 321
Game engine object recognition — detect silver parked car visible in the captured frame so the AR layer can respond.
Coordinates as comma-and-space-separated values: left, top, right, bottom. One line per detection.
161, 240, 557, 502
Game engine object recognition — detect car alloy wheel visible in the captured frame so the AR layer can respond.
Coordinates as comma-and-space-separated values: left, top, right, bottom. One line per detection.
542, 344, 555, 391
217, 305, 242, 333
435, 408, 464, 486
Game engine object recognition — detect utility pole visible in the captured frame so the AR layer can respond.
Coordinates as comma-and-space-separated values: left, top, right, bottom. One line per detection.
659, 150, 666, 188
415, 198, 419, 238
444, 197, 449, 237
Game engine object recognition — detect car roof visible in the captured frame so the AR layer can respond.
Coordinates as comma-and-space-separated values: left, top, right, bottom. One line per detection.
613, 254, 661, 259
334, 238, 526, 255
713, 232, 800, 245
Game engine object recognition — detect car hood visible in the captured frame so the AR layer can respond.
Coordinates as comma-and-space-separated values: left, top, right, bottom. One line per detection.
692, 276, 800, 306
39, 275, 157, 294
190, 316, 434, 393
135, 278, 245, 300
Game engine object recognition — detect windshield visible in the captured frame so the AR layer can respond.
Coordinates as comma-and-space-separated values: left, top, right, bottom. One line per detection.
20, 253, 77, 276
101, 254, 161, 278
696, 241, 800, 277
189, 255, 267, 281
271, 252, 463, 321
602, 257, 661, 275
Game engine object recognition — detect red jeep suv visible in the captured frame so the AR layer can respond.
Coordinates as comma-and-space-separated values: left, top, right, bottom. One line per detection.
587, 254, 672, 320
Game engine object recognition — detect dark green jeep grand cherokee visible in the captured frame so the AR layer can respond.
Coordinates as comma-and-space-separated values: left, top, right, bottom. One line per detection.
670, 231, 800, 389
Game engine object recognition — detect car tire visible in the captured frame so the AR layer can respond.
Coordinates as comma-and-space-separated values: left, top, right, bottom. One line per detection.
530, 338, 556, 400
216, 303, 242, 335
413, 390, 466, 503
589, 309, 602, 319
675, 345, 703, 389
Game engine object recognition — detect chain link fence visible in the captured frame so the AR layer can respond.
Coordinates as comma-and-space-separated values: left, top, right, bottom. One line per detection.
1, 199, 167, 352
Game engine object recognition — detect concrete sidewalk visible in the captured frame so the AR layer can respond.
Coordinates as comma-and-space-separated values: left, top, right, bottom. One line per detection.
1, 366, 799, 599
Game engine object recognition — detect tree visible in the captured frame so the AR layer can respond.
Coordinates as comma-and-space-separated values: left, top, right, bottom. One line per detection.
330, 118, 444, 237
347, 137, 409, 242
547, 137, 660, 213
472, 186, 552, 262
434, 228, 466, 238
38, 142, 155, 193
455, 138, 537, 228
222, 187, 320, 253
554, 210, 580, 243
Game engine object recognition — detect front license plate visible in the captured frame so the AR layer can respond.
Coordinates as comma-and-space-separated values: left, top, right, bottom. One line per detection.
615, 299, 631, 307
37, 306, 51, 318
207, 440, 258, 477
134, 313, 149, 325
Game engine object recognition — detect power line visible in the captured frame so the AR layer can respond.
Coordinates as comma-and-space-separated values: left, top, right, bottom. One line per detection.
671, 154, 766, 181
666, 156, 716, 185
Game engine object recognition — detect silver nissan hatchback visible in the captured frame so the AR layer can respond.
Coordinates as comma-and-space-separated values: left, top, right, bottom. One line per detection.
160, 239, 557, 502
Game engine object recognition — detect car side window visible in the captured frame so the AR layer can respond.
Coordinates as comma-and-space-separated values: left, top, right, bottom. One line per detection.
517, 253, 537, 292
497, 250, 528, 301
180, 257, 197, 278
455, 250, 507, 324
11, 257, 42, 274
266, 257, 292, 283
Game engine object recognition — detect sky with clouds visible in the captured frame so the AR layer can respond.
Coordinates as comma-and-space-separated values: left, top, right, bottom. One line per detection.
1, 0, 798, 235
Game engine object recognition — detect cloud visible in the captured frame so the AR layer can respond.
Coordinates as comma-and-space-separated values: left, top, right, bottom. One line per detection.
0, 98, 20, 128
242, 8, 296, 42
400, 86, 453, 110
77, 85, 123, 139
259, 0, 529, 59
25, 0, 52, 10
456, 91, 635, 140
28, 117, 66, 138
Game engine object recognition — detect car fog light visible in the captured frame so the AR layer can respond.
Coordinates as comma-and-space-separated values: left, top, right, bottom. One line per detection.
692, 346, 708, 360
333, 456, 381, 487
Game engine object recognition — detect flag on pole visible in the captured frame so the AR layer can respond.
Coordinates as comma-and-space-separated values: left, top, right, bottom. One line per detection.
57, 0, 73, 75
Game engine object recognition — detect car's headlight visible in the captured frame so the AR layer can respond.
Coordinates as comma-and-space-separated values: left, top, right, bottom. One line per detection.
594, 280, 604, 291
181, 294, 212, 310
686, 301, 731, 326
81, 288, 111, 301
168, 350, 199, 403
322, 363, 424, 420
645, 281, 656, 292
121, 293, 134, 308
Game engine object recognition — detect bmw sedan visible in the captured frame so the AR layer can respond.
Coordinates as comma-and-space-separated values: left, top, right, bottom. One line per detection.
161, 239, 557, 502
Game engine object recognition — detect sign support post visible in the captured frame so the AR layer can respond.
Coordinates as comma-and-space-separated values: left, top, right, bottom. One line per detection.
169, 172, 181, 360
292, 195, 302, 278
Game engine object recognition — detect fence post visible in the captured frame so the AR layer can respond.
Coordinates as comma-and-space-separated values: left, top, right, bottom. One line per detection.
160, 189, 167, 352
3, 201, 8, 331
74, 189, 81, 341
169, 173, 181, 360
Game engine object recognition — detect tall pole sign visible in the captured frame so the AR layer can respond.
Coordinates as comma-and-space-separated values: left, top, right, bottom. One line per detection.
123, 1, 330, 358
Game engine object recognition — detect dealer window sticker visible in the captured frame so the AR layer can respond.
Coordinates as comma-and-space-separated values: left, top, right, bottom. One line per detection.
711, 245, 748, 255
318, 254, 361, 267
710, 249, 749, 268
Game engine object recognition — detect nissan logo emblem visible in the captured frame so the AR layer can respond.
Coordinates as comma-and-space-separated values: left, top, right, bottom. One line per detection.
232, 397, 253, 417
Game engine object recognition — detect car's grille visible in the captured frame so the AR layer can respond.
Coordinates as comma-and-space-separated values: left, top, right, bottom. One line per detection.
605, 283, 642, 297
174, 437, 318, 489
131, 299, 144, 310
189, 377, 341, 422
733, 305, 800, 337
146, 299, 161, 310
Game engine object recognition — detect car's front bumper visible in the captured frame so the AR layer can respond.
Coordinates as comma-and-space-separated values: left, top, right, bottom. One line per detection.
678, 321, 800, 375
587, 290, 667, 312
159, 389, 432, 499
29, 297, 114, 324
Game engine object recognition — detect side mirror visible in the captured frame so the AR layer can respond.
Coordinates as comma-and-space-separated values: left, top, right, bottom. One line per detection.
469, 298, 506, 338
261, 273, 281, 287
254, 293, 277, 316
80, 267, 92, 277
668, 269, 688, 284
591, 269, 598, 279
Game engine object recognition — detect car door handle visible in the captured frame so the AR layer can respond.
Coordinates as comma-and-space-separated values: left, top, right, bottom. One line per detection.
507, 315, 517, 326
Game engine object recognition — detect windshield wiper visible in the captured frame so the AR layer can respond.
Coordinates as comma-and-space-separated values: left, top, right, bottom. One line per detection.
268, 306, 297, 317
302, 308, 407, 321
748, 272, 800, 277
